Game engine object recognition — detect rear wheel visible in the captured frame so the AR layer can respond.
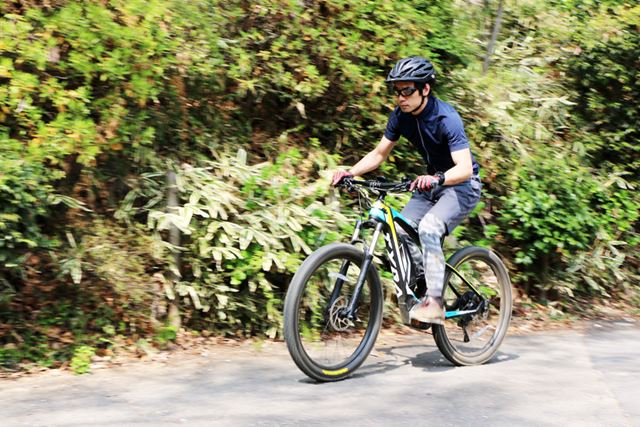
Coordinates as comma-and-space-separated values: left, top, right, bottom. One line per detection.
283, 243, 383, 382
432, 246, 512, 366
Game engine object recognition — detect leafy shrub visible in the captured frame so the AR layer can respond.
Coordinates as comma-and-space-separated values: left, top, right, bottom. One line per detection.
146, 0, 478, 169
70, 345, 95, 375
59, 218, 168, 308
0, 1, 179, 282
1, 0, 639, 353
0, 143, 56, 276
499, 150, 601, 270
154, 325, 177, 346
119, 148, 349, 338
564, 3, 640, 178
0, 218, 168, 370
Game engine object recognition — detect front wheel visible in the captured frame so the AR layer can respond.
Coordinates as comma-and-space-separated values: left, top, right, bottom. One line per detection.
283, 243, 383, 382
432, 246, 512, 366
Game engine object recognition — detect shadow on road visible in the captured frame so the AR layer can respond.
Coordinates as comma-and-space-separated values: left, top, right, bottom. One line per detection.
298, 341, 519, 384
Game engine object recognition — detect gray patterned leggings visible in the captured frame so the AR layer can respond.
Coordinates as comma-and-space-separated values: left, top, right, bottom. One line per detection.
397, 177, 482, 298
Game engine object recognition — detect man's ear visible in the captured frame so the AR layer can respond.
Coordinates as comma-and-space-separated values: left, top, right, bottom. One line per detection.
423, 84, 431, 97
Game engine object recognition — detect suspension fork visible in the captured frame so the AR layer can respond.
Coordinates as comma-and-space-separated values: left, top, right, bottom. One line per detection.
345, 221, 383, 319
326, 220, 364, 310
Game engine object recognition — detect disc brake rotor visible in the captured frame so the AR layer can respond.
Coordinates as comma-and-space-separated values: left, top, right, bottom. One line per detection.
328, 296, 353, 332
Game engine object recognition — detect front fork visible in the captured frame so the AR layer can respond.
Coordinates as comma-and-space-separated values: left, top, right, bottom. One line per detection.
327, 220, 383, 321
344, 222, 382, 319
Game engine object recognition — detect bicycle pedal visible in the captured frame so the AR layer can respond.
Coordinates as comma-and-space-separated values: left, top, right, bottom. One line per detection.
410, 319, 431, 330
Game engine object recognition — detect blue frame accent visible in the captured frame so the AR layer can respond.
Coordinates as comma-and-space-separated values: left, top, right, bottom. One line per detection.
445, 311, 460, 319
368, 205, 412, 225
445, 309, 478, 319
390, 207, 410, 224
369, 206, 386, 222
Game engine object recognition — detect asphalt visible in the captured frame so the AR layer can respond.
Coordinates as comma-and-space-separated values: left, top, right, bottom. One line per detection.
0, 320, 638, 426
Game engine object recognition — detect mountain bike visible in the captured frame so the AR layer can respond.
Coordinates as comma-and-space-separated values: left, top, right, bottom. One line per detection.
283, 177, 512, 382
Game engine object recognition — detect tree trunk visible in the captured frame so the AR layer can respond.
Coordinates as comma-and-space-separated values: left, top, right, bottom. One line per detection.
166, 170, 181, 329
483, 0, 504, 75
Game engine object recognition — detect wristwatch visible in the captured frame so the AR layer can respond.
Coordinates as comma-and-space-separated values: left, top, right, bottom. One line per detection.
435, 171, 446, 186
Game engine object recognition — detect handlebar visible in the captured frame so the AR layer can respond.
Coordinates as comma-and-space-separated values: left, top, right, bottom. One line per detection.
338, 176, 413, 194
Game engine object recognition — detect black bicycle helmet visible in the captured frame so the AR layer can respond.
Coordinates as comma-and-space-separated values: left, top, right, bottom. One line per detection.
385, 56, 436, 85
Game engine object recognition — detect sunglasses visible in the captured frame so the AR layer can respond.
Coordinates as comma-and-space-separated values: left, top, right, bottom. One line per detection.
391, 86, 419, 97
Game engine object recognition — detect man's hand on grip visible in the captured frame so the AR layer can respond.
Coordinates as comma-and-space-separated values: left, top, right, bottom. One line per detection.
332, 171, 353, 187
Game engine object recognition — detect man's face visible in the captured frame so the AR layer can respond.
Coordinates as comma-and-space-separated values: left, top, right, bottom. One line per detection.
393, 81, 428, 113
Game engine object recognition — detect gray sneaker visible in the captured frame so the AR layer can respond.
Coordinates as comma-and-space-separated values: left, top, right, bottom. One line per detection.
409, 296, 445, 325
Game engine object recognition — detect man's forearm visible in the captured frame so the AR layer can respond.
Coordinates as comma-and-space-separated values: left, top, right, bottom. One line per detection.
444, 148, 474, 185
443, 163, 473, 185
348, 151, 386, 177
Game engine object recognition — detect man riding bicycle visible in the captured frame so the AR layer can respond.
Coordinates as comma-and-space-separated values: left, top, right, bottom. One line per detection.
332, 56, 482, 325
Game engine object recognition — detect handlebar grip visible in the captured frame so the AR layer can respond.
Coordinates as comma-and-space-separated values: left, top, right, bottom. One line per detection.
339, 177, 413, 193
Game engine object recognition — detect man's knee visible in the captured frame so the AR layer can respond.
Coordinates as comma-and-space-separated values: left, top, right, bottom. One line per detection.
419, 214, 446, 243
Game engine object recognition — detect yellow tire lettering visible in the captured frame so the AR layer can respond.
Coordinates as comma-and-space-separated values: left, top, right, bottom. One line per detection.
322, 367, 349, 376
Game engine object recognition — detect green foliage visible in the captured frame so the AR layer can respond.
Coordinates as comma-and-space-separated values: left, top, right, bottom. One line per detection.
158, 0, 477, 167
70, 345, 95, 375
0, 0, 178, 281
560, 237, 640, 298
0, 347, 21, 370
500, 150, 601, 268
0, 218, 168, 370
441, 0, 639, 299
58, 218, 167, 306
155, 325, 177, 345
0, 143, 55, 273
1, 0, 639, 360
564, 4, 640, 178
119, 148, 348, 338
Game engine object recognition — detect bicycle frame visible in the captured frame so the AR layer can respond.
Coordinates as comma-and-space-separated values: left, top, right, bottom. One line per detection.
339, 191, 486, 323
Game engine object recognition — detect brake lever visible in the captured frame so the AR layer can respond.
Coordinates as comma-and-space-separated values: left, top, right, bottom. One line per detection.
339, 177, 357, 194
402, 177, 413, 192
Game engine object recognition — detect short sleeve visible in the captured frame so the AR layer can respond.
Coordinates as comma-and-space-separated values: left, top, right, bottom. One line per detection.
383, 108, 401, 142
442, 112, 469, 152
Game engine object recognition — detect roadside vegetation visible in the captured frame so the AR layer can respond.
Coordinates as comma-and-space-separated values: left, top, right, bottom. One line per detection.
1, 0, 638, 372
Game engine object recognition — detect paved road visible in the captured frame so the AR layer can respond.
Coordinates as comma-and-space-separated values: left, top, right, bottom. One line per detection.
1, 321, 638, 427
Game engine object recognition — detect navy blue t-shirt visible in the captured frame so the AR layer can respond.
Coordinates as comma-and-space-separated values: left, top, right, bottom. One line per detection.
384, 96, 479, 176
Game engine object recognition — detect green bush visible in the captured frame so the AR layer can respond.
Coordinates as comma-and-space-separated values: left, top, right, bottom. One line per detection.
0, 218, 168, 369
0, 143, 56, 275
500, 151, 600, 267
564, 3, 640, 178
155, 325, 178, 346
495, 147, 634, 297
1, 0, 639, 353
0, 1, 178, 281
70, 345, 95, 375
119, 148, 349, 338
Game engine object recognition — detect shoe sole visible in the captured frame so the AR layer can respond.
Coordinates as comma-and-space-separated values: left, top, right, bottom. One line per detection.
409, 311, 444, 325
